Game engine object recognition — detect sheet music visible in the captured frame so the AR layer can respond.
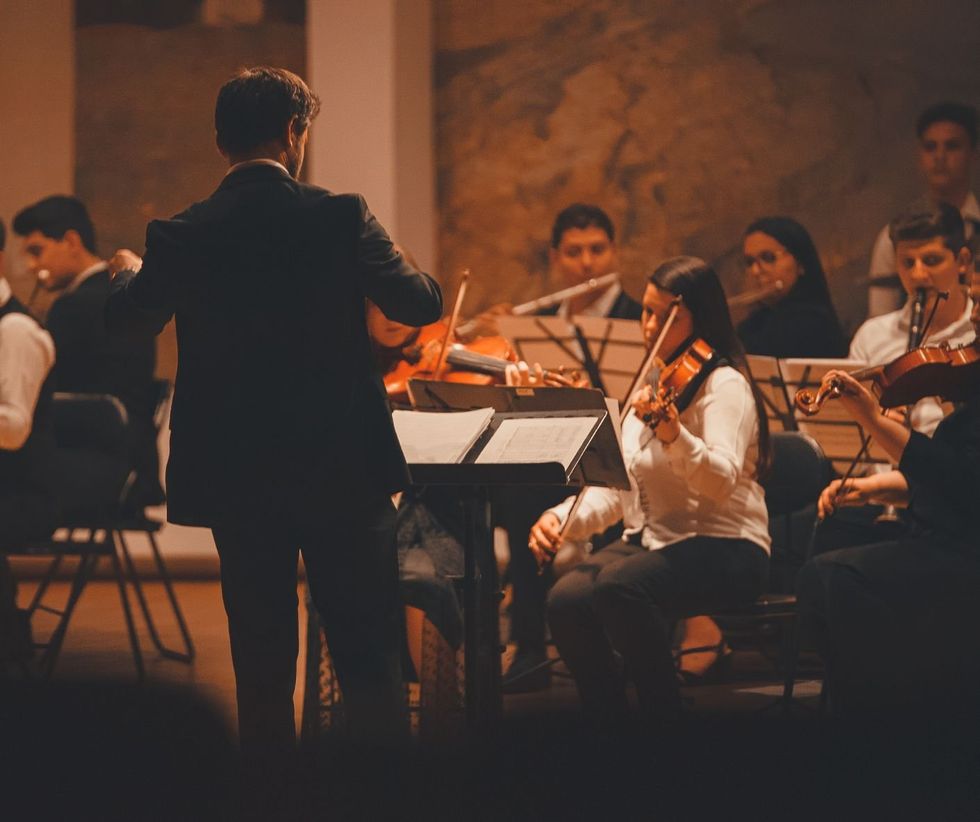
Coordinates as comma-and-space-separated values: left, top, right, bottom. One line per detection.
392, 407, 495, 464
475, 416, 599, 468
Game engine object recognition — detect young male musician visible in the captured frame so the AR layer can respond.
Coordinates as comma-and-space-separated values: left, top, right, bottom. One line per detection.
868, 102, 978, 316
12, 195, 162, 511
796, 263, 980, 714
851, 202, 974, 436
105, 67, 442, 764
816, 204, 975, 555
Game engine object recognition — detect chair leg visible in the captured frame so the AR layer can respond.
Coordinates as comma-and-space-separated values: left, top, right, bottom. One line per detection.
114, 530, 194, 662
38, 553, 96, 679
25, 553, 65, 616
780, 620, 799, 716
108, 543, 144, 681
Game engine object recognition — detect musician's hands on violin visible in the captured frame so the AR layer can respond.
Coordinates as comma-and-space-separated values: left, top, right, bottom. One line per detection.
631, 385, 680, 444
108, 248, 143, 279
819, 369, 878, 423
528, 512, 562, 566
504, 361, 583, 388
817, 471, 910, 519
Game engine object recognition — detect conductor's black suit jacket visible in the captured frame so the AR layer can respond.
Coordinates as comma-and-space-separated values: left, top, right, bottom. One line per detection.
105, 163, 442, 526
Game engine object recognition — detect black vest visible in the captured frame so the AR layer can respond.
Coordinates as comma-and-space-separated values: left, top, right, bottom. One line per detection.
0, 297, 56, 496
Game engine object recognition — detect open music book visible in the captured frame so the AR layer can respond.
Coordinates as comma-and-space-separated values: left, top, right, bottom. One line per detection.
474, 415, 600, 469
392, 407, 495, 464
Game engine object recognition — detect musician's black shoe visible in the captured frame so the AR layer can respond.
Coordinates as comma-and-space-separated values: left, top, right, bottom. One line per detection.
502, 648, 551, 694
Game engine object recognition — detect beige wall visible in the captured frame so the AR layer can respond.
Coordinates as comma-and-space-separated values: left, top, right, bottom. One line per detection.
434, 0, 980, 335
0, 1, 75, 301
307, 0, 436, 271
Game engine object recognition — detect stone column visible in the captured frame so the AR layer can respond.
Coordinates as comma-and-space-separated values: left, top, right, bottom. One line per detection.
306, 0, 435, 271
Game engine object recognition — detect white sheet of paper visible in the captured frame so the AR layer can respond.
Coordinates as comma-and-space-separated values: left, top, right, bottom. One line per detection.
392, 407, 495, 464
475, 416, 599, 468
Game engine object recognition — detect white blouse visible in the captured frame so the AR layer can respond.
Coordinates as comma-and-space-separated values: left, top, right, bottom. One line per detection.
549, 365, 771, 554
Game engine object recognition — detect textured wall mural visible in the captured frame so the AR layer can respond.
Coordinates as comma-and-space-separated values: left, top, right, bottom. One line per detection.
434, 0, 980, 334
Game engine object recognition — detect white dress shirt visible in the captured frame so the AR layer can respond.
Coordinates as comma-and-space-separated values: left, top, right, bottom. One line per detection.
63, 260, 108, 294
548, 366, 771, 554
0, 279, 56, 450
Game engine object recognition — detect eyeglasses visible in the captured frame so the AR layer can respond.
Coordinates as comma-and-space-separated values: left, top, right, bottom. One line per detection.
743, 248, 789, 268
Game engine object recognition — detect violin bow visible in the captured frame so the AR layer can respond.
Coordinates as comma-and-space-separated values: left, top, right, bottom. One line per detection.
433, 269, 470, 380
537, 296, 683, 572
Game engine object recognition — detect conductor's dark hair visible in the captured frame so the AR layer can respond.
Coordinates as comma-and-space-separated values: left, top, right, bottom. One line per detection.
215, 66, 321, 156
648, 256, 770, 476
889, 202, 967, 254
550, 204, 615, 249
12, 195, 97, 254
916, 102, 978, 148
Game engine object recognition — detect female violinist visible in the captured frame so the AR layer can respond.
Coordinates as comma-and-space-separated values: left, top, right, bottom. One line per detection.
527, 256, 772, 723
796, 269, 980, 714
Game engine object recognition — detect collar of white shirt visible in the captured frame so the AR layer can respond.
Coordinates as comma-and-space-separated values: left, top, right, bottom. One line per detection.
557, 282, 623, 319
0, 277, 11, 308
64, 261, 108, 295
224, 158, 291, 178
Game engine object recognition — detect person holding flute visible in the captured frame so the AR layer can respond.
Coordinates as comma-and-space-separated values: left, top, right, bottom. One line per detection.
527, 256, 772, 724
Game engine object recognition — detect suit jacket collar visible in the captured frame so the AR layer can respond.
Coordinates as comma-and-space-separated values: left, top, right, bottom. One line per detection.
216, 162, 294, 193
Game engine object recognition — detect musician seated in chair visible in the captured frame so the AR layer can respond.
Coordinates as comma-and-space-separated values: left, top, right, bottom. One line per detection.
796, 263, 980, 714
815, 203, 975, 555
0, 219, 59, 663
527, 257, 772, 725
12, 196, 163, 513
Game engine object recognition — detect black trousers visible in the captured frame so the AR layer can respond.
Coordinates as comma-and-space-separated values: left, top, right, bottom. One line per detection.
211, 487, 407, 757
548, 537, 768, 722
796, 537, 980, 715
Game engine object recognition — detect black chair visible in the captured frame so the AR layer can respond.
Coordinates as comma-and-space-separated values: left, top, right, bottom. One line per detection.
675, 431, 830, 711
110, 380, 194, 667
8, 391, 193, 679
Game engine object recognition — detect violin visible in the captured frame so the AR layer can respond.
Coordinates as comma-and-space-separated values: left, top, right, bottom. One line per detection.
634, 338, 719, 427
795, 338, 980, 415
381, 320, 517, 402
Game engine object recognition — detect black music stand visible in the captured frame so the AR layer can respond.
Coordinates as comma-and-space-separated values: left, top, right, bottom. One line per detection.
403, 382, 630, 727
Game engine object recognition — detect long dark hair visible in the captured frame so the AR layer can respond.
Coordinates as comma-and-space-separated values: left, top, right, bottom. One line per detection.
649, 256, 770, 477
744, 216, 835, 306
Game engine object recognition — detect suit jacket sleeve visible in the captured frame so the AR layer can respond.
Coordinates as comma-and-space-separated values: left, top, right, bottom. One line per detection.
104, 220, 178, 338
353, 195, 442, 325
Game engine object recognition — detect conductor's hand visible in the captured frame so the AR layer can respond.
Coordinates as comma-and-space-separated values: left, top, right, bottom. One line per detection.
108, 248, 143, 279
817, 476, 875, 519
528, 512, 562, 567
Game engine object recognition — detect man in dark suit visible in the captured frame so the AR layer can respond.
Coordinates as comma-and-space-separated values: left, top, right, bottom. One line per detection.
12, 195, 163, 512
104, 67, 442, 759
